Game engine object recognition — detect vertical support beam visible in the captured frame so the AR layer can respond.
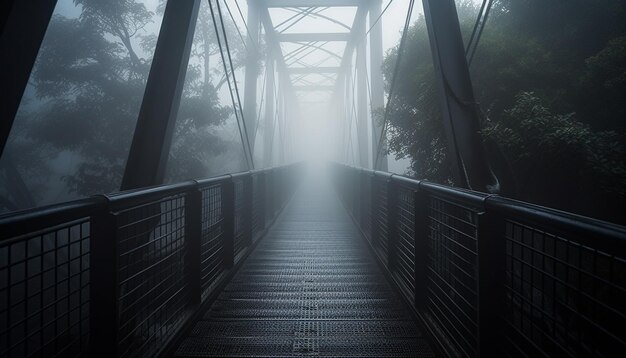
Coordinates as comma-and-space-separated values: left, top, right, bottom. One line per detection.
0, 0, 57, 157
344, 68, 353, 164
335, 70, 346, 162
258, 171, 267, 229
243, 174, 253, 246
356, 37, 369, 168
185, 183, 202, 306
90, 207, 118, 356
263, 53, 276, 167
243, 0, 260, 154
266, 169, 274, 220
359, 171, 368, 227
422, 0, 497, 192
222, 178, 235, 268
413, 188, 429, 310
121, 0, 200, 190
369, 0, 387, 170
278, 75, 288, 164
476, 209, 505, 356
386, 178, 399, 269
370, 174, 380, 245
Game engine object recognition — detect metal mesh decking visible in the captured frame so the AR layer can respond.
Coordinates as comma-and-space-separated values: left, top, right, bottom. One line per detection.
174, 174, 434, 357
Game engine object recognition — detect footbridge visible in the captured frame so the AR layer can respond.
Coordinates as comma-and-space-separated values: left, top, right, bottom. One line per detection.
1, 0, 625, 357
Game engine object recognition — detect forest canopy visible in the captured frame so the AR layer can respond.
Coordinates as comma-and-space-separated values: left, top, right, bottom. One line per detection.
0, 0, 247, 212
381, 0, 626, 223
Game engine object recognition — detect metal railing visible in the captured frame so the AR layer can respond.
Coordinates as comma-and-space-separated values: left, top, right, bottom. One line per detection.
331, 163, 626, 357
0, 163, 302, 357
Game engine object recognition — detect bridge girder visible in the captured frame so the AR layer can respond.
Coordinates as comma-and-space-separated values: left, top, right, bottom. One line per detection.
249, 0, 383, 168
277, 32, 350, 42
288, 67, 340, 74
263, 0, 362, 8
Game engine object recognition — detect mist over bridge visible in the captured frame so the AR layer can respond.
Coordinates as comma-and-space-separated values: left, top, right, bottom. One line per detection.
1, 0, 625, 357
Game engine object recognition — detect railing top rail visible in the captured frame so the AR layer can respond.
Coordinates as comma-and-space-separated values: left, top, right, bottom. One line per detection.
418, 180, 491, 208
196, 174, 232, 187
0, 164, 301, 241
337, 162, 626, 243
0, 197, 104, 241
103, 180, 197, 210
485, 195, 626, 252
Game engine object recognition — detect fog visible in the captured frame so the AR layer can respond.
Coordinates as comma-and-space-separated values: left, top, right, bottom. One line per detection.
2, 0, 625, 224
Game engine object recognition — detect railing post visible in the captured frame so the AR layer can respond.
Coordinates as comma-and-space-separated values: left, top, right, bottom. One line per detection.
185, 184, 202, 306
387, 179, 399, 270
413, 189, 429, 310
476, 209, 506, 356
359, 171, 367, 226
277, 168, 284, 209
259, 171, 266, 230
371, 174, 379, 245
90, 206, 119, 356
269, 169, 276, 218
222, 178, 235, 269
243, 174, 253, 245
266, 169, 272, 217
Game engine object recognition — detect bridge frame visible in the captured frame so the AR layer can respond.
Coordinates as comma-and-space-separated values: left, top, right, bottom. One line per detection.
0, 0, 492, 192
246, 0, 387, 169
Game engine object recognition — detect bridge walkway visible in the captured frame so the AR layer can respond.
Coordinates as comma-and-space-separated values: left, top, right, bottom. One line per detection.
174, 173, 435, 357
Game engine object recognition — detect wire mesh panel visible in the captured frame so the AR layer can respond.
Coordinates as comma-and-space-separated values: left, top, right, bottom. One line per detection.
502, 219, 626, 357
425, 195, 479, 357
251, 174, 264, 241
0, 218, 91, 357
0, 164, 303, 358
330, 163, 626, 357
374, 177, 389, 264
114, 193, 191, 358
394, 186, 417, 301
360, 175, 372, 242
233, 179, 246, 261
199, 185, 224, 300
265, 171, 275, 223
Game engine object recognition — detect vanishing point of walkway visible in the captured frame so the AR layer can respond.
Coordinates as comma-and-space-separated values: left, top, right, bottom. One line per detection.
174, 173, 434, 357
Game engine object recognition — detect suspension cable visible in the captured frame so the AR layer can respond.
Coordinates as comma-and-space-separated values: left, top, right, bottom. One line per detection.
467, 0, 494, 65
366, 0, 394, 36
222, 0, 248, 51
346, 64, 359, 165
275, 8, 311, 31
254, 64, 268, 140
286, 7, 351, 31
232, 0, 259, 51
374, 0, 415, 170
216, 0, 255, 168
209, 0, 255, 168
465, 0, 488, 55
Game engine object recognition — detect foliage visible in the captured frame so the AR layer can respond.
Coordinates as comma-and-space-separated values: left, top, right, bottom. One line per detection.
481, 93, 625, 219
379, 15, 451, 183
381, 0, 626, 222
0, 0, 247, 210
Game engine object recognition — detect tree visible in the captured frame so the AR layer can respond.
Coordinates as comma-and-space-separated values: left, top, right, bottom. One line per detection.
0, 0, 247, 211
381, 0, 626, 223
165, 0, 248, 182
378, 15, 452, 184
481, 92, 625, 222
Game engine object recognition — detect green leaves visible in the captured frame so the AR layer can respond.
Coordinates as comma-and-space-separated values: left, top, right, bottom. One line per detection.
382, 0, 626, 222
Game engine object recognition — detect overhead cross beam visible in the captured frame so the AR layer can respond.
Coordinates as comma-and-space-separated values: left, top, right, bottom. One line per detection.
264, 0, 361, 7
277, 32, 350, 42
252, 0, 384, 168
288, 67, 340, 74
294, 85, 335, 91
